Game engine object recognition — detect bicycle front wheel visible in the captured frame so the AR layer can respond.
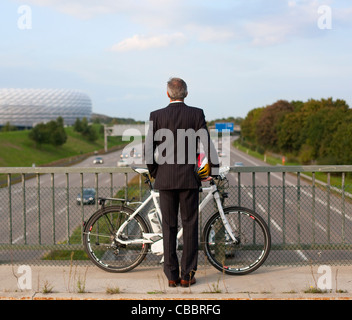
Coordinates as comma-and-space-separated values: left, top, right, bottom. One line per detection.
203, 206, 271, 275
83, 206, 150, 273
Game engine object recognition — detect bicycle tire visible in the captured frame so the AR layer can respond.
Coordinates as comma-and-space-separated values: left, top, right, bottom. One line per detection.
83, 205, 150, 273
203, 206, 271, 275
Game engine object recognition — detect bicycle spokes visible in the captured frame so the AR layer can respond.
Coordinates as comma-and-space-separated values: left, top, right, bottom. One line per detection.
83, 207, 150, 272
204, 207, 271, 275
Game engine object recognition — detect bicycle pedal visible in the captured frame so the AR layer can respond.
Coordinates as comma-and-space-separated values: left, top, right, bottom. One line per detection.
143, 233, 162, 242
151, 239, 164, 256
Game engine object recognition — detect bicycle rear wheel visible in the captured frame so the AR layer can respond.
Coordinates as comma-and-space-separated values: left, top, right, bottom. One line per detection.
203, 206, 271, 275
83, 206, 150, 273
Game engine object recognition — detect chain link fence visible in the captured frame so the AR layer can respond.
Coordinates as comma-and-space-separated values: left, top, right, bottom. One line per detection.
0, 166, 352, 267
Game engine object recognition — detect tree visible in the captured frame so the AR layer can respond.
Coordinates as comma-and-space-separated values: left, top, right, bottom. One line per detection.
328, 116, 352, 164
47, 117, 67, 146
82, 125, 98, 142
73, 117, 98, 142
277, 111, 305, 153
80, 117, 89, 133
240, 97, 351, 165
74, 118, 83, 132
297, 98, 349, 162
28, 123, 49, 146
255, 100, 294, 150
241, 107, 264, 144
29, 117, 67, 147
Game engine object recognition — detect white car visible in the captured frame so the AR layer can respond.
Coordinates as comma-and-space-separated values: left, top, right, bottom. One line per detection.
234, 162, 244, 167
117, 159, 128, 167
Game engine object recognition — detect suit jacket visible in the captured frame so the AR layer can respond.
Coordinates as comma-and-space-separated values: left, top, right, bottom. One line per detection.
145, 102, 218, 190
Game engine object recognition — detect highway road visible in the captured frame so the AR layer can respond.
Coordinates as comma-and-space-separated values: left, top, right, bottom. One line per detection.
220, 139, 352, 265
0, 147, 137, 249
1, 137, 351, 266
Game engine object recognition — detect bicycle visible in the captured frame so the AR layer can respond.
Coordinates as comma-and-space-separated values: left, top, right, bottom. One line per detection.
82, 166, 271, 275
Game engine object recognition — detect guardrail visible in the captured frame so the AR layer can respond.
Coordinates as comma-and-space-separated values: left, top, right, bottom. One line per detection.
0, 165, 351, 267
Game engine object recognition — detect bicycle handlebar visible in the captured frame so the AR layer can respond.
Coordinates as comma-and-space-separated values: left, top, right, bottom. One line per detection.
132, 166, 230, 179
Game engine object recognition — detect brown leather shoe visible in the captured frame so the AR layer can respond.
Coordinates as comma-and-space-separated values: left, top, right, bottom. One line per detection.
168, 278, 181, 287
180, 277, 196, 287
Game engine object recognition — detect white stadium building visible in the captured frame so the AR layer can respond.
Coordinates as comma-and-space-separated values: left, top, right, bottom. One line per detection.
0, 88, 92, 128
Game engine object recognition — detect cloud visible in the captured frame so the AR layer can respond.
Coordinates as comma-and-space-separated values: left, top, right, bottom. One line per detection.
110, 33, 187, 52
12, 0, 135, 19
13, 0, 177, 20
185, 24, 236, 43
13, 0, 352, 47
241, 0, 332, 46
244, 22, 292, 46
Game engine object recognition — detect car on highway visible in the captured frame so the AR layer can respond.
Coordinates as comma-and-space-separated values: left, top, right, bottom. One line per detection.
117, 159, 129, 167
93, 156, 104, 164
234, 162, 244, 167
77, 188, 96, 205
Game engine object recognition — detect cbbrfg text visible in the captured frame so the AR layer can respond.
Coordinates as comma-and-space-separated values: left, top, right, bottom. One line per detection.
131, 304, 220, 317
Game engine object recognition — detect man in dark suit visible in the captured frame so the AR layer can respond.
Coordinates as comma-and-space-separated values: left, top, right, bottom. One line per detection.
145, 77, 219, 287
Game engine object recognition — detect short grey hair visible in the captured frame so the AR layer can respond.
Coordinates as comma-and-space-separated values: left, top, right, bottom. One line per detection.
167, 77, 188, 100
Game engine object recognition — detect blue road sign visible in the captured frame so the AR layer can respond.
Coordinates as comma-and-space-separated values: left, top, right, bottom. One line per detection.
215, 122, 234, 132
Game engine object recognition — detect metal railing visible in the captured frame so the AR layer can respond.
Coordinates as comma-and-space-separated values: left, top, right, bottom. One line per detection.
0, 165, 352, 267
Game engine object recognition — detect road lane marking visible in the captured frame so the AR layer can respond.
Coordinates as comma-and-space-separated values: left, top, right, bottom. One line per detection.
230, 148, 260, 166
230, 145, 352, 250
13, 233, 29, 244
58, 207, 67, 215
244, 185, 282, 232
270, 172, 352, 223
296, 250, 308, 261
242, 183, 309, 261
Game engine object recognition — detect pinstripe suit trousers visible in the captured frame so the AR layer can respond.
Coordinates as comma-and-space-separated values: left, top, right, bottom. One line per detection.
159, 189, 199, 281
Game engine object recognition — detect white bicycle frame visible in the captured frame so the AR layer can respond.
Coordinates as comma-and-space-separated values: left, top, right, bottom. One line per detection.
114, 166, 238, 250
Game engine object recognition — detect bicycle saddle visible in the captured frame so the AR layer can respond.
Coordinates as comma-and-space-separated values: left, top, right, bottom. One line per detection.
132, 167, 149, 175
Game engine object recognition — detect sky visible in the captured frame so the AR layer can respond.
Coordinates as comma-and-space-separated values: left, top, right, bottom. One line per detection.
0, 0, 351, 122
